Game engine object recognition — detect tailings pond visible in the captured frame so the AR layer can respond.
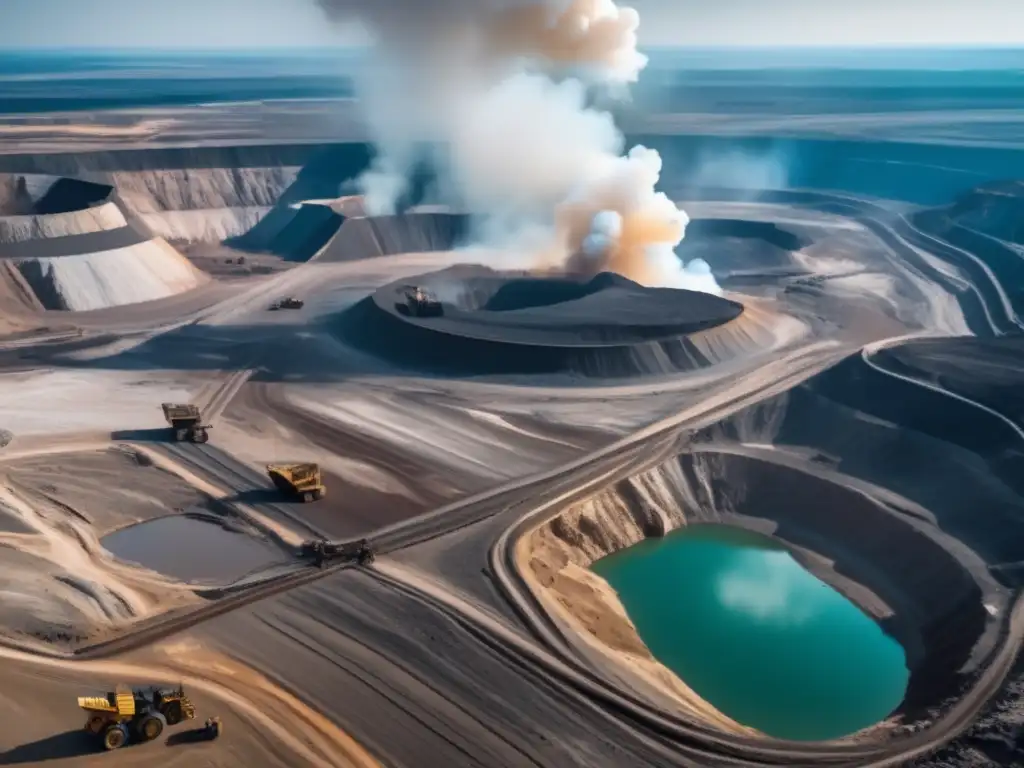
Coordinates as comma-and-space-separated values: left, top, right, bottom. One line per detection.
593, 524, 909, 740
102, 513, 282, 585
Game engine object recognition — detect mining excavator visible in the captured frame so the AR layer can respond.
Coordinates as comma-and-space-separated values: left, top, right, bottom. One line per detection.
399, 285, 443, 317
161, 403, 211, 444
267, 462, 326, 502
301, 538, 375, 568
78, 684, 197, 751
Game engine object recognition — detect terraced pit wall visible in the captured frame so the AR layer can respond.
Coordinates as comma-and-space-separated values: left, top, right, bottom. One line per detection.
0, 144, 378, 245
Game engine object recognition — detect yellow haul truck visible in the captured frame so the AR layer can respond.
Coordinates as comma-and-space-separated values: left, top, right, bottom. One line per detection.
161, 403, 211, 443
267, 462, 326, 503
78, 684, 198, 750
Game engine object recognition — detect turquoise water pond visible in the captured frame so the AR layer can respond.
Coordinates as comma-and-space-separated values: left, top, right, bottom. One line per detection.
593, 525, 909, 740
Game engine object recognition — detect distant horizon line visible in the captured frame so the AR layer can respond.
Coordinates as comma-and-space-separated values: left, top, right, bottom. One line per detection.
2, 43, 1023, 54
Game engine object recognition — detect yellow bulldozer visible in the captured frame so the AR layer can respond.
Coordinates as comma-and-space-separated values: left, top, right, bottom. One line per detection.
78, 684, 197, 751
267, 462, 326, 503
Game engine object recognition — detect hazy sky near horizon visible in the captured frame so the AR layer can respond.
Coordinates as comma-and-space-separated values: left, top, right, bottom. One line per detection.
1, 0, 1022, 50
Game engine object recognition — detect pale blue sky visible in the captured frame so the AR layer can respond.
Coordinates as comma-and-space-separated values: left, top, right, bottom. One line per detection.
1, 0, 1022, 50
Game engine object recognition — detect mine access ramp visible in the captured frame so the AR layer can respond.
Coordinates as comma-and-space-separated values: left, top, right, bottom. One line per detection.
301, 538, 375, 568
161, 403, 211, 444
267, 462, 326, 503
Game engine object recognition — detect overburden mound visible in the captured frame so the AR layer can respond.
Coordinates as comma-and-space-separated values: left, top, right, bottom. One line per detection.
337, 265, 749, 377
0, 173, 206, 313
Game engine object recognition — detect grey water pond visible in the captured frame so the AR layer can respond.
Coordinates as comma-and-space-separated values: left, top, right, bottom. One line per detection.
593, 524, 909, 741
101, 513, 280, 585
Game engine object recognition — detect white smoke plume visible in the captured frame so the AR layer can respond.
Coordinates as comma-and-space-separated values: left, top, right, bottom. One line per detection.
581, 209, 623, 257
556, 145, 723, 293
315, 0, 722, 294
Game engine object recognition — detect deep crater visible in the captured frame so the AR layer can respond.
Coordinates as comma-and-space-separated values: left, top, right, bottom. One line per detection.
336, 264, 751, 378
525, 342, 1016, 737
677, 449, 990, 723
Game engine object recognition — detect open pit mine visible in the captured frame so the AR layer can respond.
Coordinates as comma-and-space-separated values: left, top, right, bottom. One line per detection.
0, 137, 1022, 768
2, 0, 1024, 755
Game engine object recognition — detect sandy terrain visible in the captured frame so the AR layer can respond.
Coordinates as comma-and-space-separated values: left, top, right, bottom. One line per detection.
0, 370, 199, 437
521, 473, 759, 736
0, 102, 366, 154
4, 446, 215, 535
3, 98, 1023, 155
0, 201, 126, 242
191, 565, 688, 768
18, 239, 207, 311
0, 261, 44, 334
0, 443, 301, 651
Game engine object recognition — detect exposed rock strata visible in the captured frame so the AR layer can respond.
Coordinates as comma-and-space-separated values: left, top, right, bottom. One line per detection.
520, 461, 756, 735
521, 447, 990, 737
0, 201, 126, 243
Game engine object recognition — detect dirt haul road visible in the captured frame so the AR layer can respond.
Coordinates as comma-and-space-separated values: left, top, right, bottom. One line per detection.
0, 640, 381, 767
228, 338, 1024, 768
58, 340, 995, 768
0, 339, 850, 766
0, 192, 1006, 768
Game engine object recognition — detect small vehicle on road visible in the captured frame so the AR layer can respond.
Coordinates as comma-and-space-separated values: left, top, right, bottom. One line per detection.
269, 297, 304, 310
301, 538, 375, 568
398, 286, 443, 317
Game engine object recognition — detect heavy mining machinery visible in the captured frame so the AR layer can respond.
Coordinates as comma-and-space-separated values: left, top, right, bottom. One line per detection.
267, 462, 326, 503
399, 285, 443, 317
161, 403, 211, 443
301, 537, 375, 568
78, 684, 197, 751
269, 296, 304, 310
